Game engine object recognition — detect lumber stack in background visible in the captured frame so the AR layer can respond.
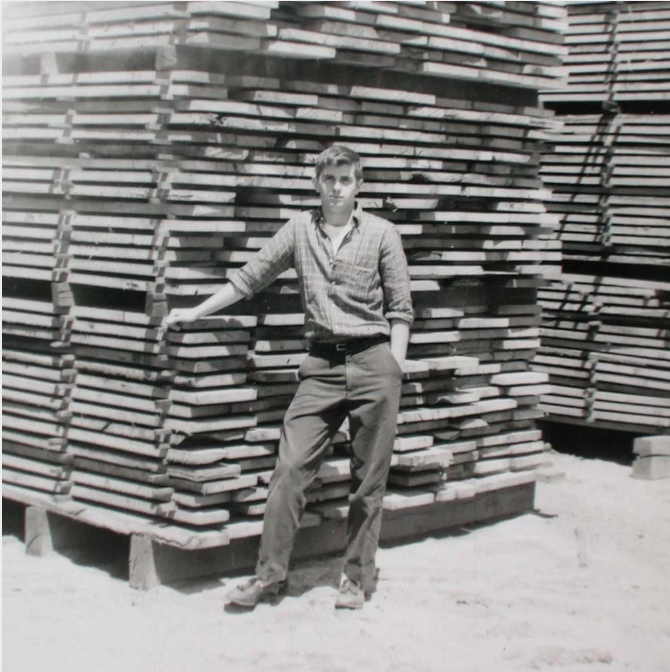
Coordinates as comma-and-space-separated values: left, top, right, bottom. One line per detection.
3, 1, 566, 544
537, 1, 670, 437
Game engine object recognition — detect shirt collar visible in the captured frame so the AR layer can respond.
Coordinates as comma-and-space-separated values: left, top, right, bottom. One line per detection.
314, 203, 363, 231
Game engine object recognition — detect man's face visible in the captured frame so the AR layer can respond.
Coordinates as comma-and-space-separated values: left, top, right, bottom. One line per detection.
313, 162, 362, 214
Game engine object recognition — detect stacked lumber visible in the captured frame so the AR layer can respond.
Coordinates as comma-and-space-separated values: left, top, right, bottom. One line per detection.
2, 298, 75, 498
540, 114, 670, 269
3, 1, 566, 541
2, 1, 568, 90
537, 2, 670, 436
541, 1, 670, 106
534, 274, 670, 434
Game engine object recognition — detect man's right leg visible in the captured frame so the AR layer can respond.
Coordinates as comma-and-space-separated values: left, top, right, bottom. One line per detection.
256, 377, 347, 584
227, 354, 346, 606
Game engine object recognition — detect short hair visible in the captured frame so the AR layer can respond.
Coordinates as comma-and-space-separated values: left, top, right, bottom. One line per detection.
314, 145, 363, 181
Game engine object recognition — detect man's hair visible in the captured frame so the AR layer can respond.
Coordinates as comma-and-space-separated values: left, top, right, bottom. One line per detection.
314, 145, 363, 181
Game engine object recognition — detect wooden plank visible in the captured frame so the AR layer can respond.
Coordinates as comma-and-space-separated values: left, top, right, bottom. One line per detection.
73, 458, 170, 485
167, 463, 242, 482
3, 468, 72, 494
71, 484, 175, 517
2, 441, 73, 465
168, 474, 258, 495
72, 471, 173, 502
2, 454, 71, 480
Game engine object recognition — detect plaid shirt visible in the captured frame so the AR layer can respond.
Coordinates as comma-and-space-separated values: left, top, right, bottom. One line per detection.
230, 205, 413, 342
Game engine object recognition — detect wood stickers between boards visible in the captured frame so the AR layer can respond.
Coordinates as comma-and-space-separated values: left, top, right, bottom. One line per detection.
2, 0, 566, 542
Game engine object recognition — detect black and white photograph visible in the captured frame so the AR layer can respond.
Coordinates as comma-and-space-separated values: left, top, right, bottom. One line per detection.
2, 1, 669, 670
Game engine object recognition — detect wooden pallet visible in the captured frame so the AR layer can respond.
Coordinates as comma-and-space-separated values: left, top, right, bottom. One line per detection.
6, 468, 535, 588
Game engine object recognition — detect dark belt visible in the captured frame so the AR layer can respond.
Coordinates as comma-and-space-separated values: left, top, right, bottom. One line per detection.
310, 335, 389, 358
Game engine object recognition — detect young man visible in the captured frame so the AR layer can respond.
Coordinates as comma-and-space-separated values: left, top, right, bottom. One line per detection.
167, 145, 413, 609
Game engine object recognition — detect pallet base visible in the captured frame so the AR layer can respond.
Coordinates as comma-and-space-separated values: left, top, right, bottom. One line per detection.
632, 436, 670, 481
4, 480, 535, 589
25, 507, 104, 557
541, 413, 669, 436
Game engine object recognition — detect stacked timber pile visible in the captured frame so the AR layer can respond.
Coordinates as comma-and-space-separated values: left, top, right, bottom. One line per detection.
537, 1, 670, 436
3, 1, 566, 544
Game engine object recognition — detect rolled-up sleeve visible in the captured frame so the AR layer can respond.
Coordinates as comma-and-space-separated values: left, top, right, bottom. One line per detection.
229, 218, 295, 298
379, 225, 414, 326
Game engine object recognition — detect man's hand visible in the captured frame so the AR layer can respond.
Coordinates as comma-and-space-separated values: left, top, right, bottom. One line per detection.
166, 307, 200, 328
165, 284, 245, 329
392, 353, 406, 372
389, 319, 410, 371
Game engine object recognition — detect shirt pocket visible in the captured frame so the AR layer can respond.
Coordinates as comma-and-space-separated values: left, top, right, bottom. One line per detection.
339, 257, 379, 302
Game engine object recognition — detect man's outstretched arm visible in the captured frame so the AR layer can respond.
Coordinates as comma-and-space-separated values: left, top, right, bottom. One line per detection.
166, 283, 246, 326
166, 217, 296, 327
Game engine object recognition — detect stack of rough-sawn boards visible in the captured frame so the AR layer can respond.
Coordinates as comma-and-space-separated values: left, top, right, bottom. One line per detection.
3, 1, 566, 548
536, 1, 670, 436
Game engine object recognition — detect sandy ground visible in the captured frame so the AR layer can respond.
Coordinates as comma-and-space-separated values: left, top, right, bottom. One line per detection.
3, 451, 670, 672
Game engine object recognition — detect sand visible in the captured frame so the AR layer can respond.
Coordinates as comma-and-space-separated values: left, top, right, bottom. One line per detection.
3, 451, 670, 672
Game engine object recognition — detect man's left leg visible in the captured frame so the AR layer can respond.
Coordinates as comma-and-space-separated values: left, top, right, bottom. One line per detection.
338, 342, 403, 608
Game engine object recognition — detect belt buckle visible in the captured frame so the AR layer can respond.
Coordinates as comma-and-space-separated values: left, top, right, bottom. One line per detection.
334, 342, 348, 352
